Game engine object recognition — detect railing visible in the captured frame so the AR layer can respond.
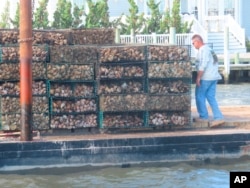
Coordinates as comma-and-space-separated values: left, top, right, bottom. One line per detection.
155, 34, 169, 44
203, 15, 245, 48
225, 15, 245, 48
203, 16, 225, 32
120, 33, 196, 57
119, 15, 208, 57
120, 33, 194, 46
120, 33, 194, 45
120, 35, 131, 43
135, 34, 154, 44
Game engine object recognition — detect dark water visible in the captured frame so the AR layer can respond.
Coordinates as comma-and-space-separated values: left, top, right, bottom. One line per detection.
1, 159, 250, 188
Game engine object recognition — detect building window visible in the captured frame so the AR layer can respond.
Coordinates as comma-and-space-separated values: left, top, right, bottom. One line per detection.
207, 0, 219, 16
208, 9, 218, 16
224, 0, 235, 17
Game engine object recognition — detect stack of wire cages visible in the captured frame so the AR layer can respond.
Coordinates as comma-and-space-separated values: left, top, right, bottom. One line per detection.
146, 44, 192, 130
97, 45, 148, 130
48, 45, 99, 130
0, 44, 50, 131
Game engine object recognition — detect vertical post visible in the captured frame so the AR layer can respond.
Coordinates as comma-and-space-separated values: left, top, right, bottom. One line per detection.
130, 29, 135, 43
169, 27, 176, 45
20, 0, 33, 141
234, 52, 240, 81
152, 32, 157, 44
224, 26, 230, 84
234, 53, 239, 64
115, 28, 120, 44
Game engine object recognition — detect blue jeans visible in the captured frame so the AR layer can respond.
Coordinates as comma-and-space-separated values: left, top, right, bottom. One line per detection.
195, 80, 223, 120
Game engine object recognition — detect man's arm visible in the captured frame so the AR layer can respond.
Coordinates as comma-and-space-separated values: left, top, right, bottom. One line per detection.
196, 70, 204, 86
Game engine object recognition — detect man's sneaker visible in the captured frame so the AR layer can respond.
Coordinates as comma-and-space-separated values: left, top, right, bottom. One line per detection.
209, 120, 225, 128
193, 117, 209, 123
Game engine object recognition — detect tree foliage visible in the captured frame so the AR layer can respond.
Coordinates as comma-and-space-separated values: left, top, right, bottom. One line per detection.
170, 0, 182, 32
110, 14, 126, 31
72, 3, 84, 28
123, 0, 145, 34
85, 0, 110, 28
10, 2, 20, 28
33, 0, 50, 29
170, 0, 192, 33
159, 6, 171, 33
0, 0, 11, 28
85, 0, 98, 28
145, 0, 161, 34
99, 0, 110, 28
52, 0, 73, 29
0, 0, 192, 34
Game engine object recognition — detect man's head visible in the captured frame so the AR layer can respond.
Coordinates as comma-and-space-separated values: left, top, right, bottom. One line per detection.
191, 34, 204, 49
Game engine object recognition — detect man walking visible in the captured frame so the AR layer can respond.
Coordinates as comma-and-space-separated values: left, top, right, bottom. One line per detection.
192, 34, 225, 127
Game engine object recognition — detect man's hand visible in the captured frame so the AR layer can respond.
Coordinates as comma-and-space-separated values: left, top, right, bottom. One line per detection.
196, 78, 201, 87
196, 71, 203, 87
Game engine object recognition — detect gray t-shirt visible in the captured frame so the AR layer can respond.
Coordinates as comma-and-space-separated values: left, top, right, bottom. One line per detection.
195, 45, 222, 80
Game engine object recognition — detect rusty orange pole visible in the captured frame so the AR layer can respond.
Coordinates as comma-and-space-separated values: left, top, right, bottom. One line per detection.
19, 0, 33, 141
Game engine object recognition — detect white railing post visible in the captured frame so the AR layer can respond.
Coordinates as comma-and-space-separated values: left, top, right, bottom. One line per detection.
225, 15, 245, 48
152, 32, 157, 44
130, 29, 135, 43
169, 27, 176, 45
115, 28, 120, 44
224, 26, 230, 84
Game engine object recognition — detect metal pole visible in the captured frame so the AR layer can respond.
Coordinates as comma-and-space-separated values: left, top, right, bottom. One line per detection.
20, 0, 33, 141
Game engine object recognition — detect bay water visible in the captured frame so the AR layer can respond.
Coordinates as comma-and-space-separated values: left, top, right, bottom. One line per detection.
1, 158, 250, 188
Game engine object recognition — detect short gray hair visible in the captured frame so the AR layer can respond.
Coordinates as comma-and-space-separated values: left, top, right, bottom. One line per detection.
192, 34, 203, 43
